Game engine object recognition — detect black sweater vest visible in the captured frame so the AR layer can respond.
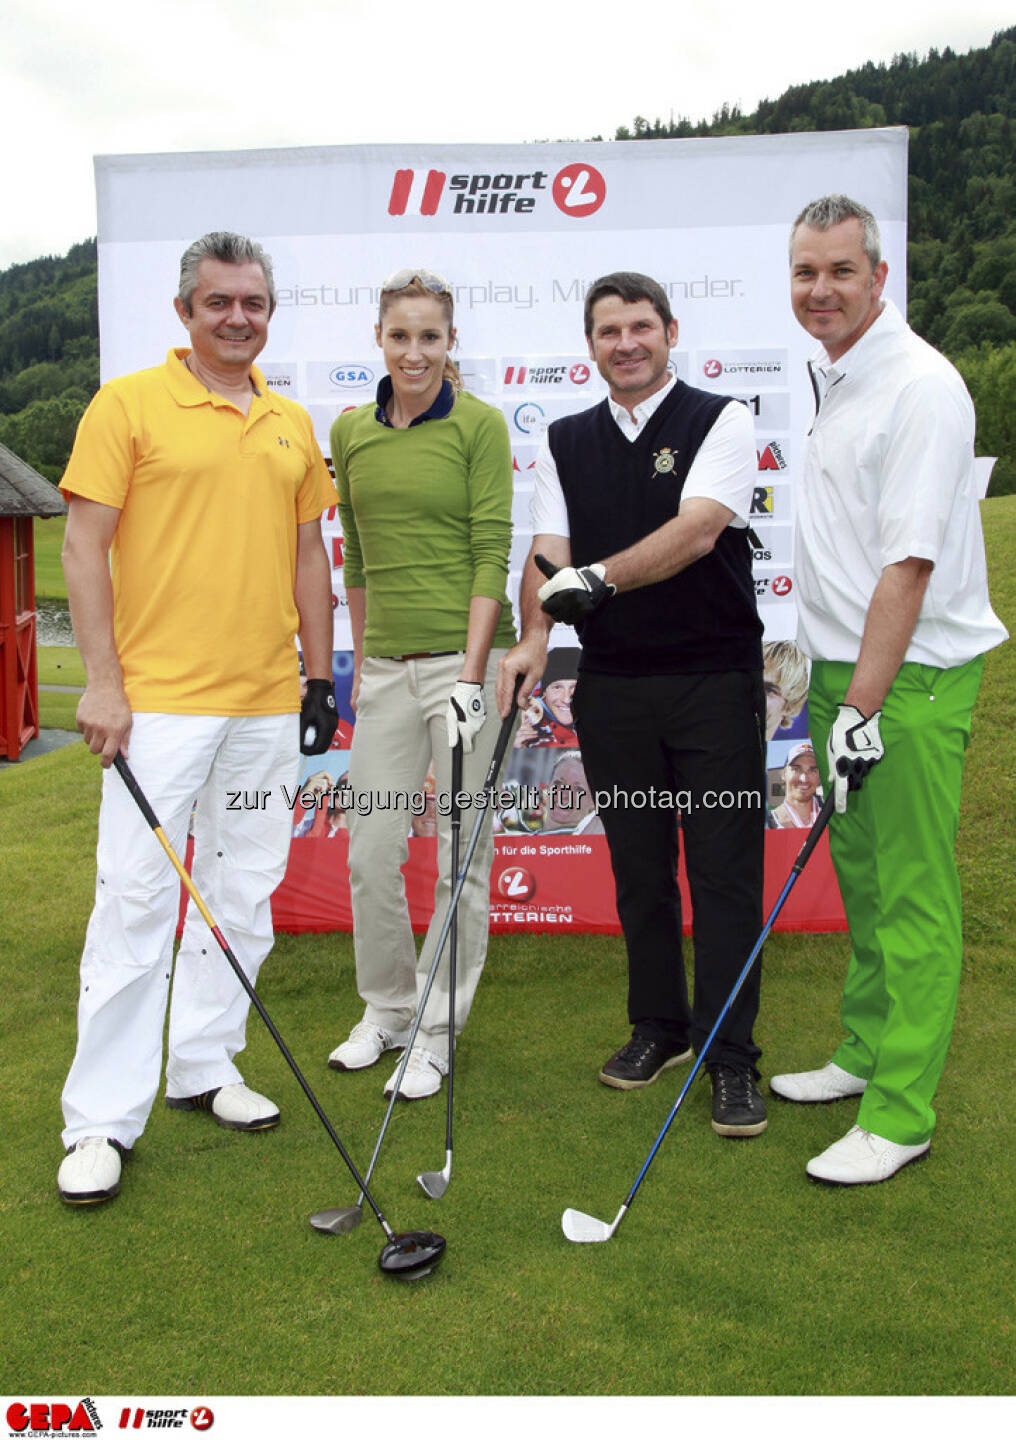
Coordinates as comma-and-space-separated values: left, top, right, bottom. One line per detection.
548, 382, 762, 676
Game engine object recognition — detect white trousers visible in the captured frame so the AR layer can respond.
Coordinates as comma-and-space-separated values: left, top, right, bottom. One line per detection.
347, 652, 507, 1060
61, 712, 298, 1149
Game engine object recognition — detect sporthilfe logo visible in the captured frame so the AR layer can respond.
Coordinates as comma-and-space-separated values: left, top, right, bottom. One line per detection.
387, 165, 607, 219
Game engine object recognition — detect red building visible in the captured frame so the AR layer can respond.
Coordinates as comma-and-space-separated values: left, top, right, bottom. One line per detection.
0, 441, 67, 760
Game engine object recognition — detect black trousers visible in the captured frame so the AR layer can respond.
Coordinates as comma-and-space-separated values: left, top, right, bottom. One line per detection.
573, 669, 766, 1071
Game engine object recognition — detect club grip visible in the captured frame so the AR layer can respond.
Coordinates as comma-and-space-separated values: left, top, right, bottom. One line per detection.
112, 752, 161, 832
792, 790, 836, 874
534, 553, 559, 580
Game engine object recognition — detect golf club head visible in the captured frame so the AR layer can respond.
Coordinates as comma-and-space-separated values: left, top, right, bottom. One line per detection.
416, 1163, 451, 1200
561, 1206, 622, 1244
378, 1230, 447, 1281
309, 1206, 363, 1235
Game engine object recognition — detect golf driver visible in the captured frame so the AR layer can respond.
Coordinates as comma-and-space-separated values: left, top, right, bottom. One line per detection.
417, 739, 463, 1200
111, 752, 446, 1280
313, 676, 522, 1234
562, 790, 836, 1244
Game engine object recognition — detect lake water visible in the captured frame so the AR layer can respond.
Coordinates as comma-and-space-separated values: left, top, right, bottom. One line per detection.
36, 598, 74, 646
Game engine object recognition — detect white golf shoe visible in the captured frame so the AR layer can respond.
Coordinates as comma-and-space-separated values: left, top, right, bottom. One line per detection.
58, 1136, 124, 1205
383, 1047, 448, 1101
770, 1060, 868, 1103
806, 1125, 930, 1185
328, 1021, 408, 1072
166, 1082, 280, 1131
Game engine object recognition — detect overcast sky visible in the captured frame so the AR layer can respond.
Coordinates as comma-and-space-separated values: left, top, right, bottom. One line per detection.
3, 0, 1014, 270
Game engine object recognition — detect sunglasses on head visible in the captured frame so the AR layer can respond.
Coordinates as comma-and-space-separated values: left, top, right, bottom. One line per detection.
380, 268, 452, 295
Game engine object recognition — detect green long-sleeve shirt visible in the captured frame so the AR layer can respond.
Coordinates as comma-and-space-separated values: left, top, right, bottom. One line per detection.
331, 390, 516, 656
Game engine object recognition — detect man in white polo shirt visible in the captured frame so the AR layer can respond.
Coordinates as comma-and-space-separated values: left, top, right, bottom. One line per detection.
771, 194, 1007, 1184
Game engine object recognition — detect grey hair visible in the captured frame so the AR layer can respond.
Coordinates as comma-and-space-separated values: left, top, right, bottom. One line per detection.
790, 195, 882, 270
177, 232, 276, 316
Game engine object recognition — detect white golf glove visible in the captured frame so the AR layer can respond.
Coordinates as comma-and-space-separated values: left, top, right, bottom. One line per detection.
538, 563, 614, 626
446, 681, 486, 752
827, 704, 884, 814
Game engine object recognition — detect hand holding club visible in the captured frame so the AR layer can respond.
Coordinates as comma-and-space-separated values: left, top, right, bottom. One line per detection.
300, 679, 338, 755
535, 553, 614, 627
827, 704, 884, 813
446, 681, 486, 752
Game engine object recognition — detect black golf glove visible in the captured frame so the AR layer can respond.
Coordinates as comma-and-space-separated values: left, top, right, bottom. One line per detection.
537, 563, 615, 626
300, 679, 338, 755
827, 704, 884, 814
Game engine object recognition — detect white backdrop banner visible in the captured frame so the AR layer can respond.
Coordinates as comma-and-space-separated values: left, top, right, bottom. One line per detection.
95, 131, 908, 932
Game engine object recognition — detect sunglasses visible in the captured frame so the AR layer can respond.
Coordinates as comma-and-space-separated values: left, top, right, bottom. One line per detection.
380, 267, 452, 295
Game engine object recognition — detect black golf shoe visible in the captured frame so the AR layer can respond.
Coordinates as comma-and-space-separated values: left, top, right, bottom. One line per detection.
709, 1064, 768, 1137
599, 1031, 693, 1090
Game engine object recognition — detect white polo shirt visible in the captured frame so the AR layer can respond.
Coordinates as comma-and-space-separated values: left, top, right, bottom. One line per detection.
530, 374, 756, 536
795, 300, 1007, 666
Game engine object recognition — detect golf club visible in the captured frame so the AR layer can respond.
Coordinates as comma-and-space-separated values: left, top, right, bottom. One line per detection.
562, 790, 836, 1244
313, 676, 522, 1234
417, 739, 463, 1200
111, 752, 446, 1280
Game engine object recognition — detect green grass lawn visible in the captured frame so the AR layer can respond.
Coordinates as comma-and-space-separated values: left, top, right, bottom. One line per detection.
37, 646, 85, 687
33, 515, 67, 599
2, 498, 1013, 1399
36, 645, 84, 731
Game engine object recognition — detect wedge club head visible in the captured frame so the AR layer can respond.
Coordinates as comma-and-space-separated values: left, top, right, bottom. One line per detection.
561, 1205, 627, 1244
308, 1206, 363, 1235
378, 1230, 447, 1281
417, 1151, 452, 1200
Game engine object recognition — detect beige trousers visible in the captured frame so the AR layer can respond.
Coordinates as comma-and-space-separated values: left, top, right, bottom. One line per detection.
346, 651, 507, 1059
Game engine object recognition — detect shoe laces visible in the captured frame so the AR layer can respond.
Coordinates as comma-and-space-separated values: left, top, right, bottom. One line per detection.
405, 1047, 442, 1074
622, 1033, 664, 1063
713, 1065, 753, 1104
349, 1021, 384, 1044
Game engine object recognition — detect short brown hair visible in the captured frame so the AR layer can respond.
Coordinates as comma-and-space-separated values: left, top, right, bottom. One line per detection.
583, 271, 673, 338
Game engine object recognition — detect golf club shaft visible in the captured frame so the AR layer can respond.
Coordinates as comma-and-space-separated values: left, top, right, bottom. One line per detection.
619, 791, 836, 1217
444, 742, 463, 1158
112, 752, 395, 1238
353, 682, 522, 1202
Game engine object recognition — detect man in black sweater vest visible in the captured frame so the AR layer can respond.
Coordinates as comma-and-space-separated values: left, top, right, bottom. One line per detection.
497, 272, 767, 1137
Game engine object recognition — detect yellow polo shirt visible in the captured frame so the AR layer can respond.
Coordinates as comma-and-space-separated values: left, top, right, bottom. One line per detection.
61, 349, 336, 715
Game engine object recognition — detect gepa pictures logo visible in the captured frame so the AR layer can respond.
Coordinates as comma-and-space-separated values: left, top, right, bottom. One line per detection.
388, 164, 606, 219
6, 1399, 100, 1434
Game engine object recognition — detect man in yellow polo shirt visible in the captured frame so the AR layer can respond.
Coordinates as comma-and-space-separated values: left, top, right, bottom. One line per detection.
56, 232, 338, 1207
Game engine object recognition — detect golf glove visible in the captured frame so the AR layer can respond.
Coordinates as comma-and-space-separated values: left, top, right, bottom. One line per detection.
300, 679, 338, 755
538, 563, 615, 626
827, 704, 884, 814
447, 681, 486, 753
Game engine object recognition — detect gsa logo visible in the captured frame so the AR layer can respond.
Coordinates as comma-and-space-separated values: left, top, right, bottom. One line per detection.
330, 365, 375, 389
514, 402, 545, 435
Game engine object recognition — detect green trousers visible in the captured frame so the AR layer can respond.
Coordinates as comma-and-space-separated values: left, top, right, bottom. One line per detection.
807, 656, 983, 1145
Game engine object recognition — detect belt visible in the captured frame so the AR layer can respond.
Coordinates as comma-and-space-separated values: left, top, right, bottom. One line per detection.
384, 650, 460, 662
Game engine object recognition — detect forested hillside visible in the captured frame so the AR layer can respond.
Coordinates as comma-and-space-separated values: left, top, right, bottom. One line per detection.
618, 24, 1016, 493
2, 27, 1015, 490
0, 240, 97, 483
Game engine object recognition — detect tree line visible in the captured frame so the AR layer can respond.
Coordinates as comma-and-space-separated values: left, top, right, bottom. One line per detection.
2, 27, 1014, 491
616, 25, 1016, 494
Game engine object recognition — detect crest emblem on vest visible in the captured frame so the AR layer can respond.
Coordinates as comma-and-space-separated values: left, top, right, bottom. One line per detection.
653, 446, 677, 475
